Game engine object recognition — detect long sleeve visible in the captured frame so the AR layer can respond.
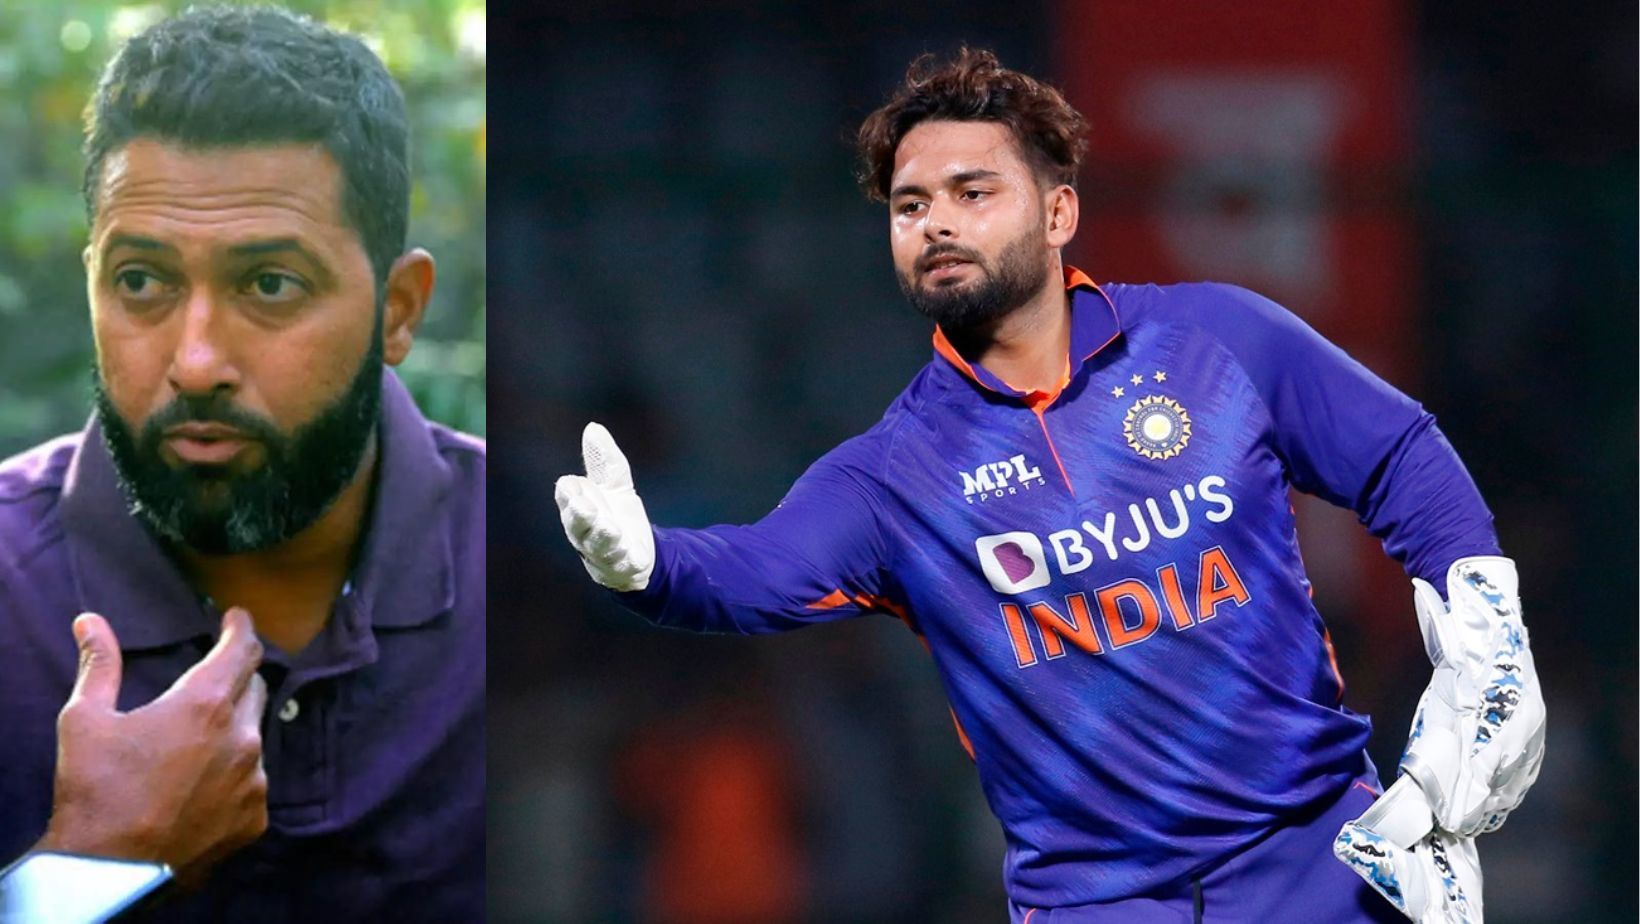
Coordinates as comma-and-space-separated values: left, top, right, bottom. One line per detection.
1188, 283, 1501, 585
614, 435, 895, 634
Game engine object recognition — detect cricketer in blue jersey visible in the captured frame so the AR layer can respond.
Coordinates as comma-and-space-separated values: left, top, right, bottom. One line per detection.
557, 49, 1544, 924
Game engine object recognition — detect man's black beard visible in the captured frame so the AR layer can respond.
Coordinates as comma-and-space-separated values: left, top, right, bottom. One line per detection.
897, 227, 1050, 334
94, 330, 383, 556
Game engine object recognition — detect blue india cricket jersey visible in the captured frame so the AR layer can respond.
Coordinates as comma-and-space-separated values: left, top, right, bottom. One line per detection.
618, 268, 1499, 906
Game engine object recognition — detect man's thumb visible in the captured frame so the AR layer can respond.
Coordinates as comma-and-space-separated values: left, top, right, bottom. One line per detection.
1410, 577, 1450, 665
70, 612, 123, 710
582, 422, 634, 491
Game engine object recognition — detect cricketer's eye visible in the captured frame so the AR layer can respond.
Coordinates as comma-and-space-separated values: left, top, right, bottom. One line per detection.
897, 200, 927, 216
960, 188, 990, 201
243, 270, 308, 305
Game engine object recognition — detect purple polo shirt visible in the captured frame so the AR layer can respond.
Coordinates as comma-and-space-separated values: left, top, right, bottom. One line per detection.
0, 371, 484, 921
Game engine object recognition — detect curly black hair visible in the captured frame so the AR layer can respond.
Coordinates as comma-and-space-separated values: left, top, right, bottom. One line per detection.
856, 47, 1088, 202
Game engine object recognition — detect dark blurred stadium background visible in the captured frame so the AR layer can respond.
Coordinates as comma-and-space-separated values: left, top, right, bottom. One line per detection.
0, 0, 487, 451
495, 1, 1629, 921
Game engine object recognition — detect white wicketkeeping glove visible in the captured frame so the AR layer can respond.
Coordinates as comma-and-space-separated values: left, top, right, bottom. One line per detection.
1334, 778, 1484, 924
1399, 556, 1545, 837
554, 422, 656, 592
1334, 556, 1544, 922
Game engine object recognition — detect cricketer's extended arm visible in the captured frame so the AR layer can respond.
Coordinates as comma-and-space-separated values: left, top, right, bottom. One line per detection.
556, 422, 893, 634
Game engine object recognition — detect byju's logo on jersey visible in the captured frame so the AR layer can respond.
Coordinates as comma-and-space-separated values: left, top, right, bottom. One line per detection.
960, 454, 1045, 503
975, 531, 1052, 594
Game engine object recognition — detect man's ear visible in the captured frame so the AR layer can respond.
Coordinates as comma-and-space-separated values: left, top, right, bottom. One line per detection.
1044, 184, 1078, 250
82, 245, 95, 319
381, 249, 436, 366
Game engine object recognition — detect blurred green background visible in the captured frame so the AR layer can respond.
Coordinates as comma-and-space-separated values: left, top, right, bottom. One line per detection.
0, 0, 487, 456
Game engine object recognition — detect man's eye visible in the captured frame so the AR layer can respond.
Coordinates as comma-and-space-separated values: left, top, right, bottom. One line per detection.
898, 201, 926, 216
961, 189, 987, 200
114, 269, 163, 297
245, 271, 305, 302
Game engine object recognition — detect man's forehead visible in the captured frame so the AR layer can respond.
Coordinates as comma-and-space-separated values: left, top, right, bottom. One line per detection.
891, 120, 1028, 185
95, 139, 348, 238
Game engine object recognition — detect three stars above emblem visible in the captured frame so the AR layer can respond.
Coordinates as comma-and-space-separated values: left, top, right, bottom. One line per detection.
1115, 371, 1168, 395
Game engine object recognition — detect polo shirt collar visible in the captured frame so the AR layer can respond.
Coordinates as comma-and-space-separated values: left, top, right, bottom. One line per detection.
932, 265, 1121, 403
348, 371, 456, 629
59, 370, 454, 651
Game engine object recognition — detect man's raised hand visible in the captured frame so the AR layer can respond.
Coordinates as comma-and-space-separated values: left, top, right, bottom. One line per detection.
39, 607, 269, 881
555, 422, 656, 592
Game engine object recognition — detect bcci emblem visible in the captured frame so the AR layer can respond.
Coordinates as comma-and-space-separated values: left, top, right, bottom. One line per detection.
1123, 395, 1192, 460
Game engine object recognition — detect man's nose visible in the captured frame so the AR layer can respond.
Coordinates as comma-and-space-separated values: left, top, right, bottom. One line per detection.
923, 198, 957, 242
167, 288, 241, 397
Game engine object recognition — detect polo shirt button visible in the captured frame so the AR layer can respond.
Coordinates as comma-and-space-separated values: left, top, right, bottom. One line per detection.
278, 698, 300, 723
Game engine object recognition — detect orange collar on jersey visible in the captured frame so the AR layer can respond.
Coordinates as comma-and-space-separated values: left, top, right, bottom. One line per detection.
932, 265, 1121, 410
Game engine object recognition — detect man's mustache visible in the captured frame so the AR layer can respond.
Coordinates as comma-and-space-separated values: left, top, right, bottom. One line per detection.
139, 395, 281, 445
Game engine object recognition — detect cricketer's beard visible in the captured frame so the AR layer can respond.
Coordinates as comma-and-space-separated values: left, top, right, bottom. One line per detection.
896, 225, 1050, 333
94, 332, 383, 556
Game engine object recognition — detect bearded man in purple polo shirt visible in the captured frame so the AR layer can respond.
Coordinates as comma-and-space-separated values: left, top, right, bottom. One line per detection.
0, 7, 484, 920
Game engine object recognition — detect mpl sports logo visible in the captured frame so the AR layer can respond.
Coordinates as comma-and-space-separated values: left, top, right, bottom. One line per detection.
960, 454, 1045, 503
